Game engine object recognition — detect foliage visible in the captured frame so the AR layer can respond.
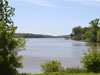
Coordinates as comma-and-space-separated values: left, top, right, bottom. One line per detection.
97, 29, 100, 42
15, 33, 55, 38
89, 18, 100, 42
14, 33, 70, 38
71, 18, 100, 43
72, 26, 82, 40
41, 60, 64, 73
81, 48, 100, 73
0, 0, 25, 75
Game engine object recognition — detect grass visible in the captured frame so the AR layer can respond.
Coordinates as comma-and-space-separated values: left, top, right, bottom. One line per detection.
34, 73, 100, 75
20, 72, 100, 75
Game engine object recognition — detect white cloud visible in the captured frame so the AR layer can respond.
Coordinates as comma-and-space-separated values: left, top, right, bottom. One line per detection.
21, 0, 56, 8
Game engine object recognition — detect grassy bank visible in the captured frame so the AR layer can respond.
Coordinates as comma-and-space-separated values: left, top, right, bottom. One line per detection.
20, 72, 100, 75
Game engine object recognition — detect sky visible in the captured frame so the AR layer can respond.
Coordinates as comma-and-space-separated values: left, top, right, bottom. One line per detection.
8, 0, 100, 36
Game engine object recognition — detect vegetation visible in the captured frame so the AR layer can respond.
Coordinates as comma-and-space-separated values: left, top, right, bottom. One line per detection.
41, 60, 64, 73
71, 18, 100, 42
15, 33, 55, 38
40, 60, 87, 74
81, 48, 100, 73
0, 0, 25, 75
19, 73, 100, 75
34, 73, 100, 75
40, 45, 100, 74
71, 18, 100, 73
1, 0, 100, 75
15, 33, 70, 38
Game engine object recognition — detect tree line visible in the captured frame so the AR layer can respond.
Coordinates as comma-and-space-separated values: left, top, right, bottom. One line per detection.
71, 18, 100, 43
15, 33, 70, 38
15, 33, 55, 38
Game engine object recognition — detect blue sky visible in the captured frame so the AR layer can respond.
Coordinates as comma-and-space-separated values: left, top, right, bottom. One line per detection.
8, 0, 100, 35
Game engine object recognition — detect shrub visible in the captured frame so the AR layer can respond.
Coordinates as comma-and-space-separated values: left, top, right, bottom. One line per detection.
41, 60, 64, 73
81, 49, 100, 73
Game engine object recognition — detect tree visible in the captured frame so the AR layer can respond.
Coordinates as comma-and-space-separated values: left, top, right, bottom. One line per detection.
97, 29, 100, 42
0, 0, 25, 75
89, 18, 100, 42
81, 27, 89, 40
72, 26, 82, 40
81, 27, 89, 34
83, 30, 91, 41
71, 18, 100, 42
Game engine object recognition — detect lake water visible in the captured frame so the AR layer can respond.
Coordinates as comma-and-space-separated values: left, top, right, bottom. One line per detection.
19, 38, 90, 58
18, 38, 90, 74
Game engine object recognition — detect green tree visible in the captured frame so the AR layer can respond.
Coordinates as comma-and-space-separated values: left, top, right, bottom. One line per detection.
89, 18, 100, 42
71, 18, 100, 42
0, 0, 25, 75
72, 26, 82, 40
81, 27, 89, 40
97, 29, 100, 42
83, 30, 91, 41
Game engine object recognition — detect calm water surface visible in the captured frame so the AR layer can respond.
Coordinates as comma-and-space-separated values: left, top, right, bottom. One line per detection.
19, 38, 90, 58
18, 38, 92, 74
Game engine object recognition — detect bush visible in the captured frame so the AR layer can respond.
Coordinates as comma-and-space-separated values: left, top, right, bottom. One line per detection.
41, 60, 64, 73
81, 49, 100, 73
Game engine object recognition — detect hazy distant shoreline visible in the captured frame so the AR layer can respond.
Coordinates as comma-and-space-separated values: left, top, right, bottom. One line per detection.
15, 33, 70, 38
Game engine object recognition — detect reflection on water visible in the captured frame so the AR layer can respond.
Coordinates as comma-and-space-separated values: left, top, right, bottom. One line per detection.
18, 38, 93, 58
86, 42, 100, 49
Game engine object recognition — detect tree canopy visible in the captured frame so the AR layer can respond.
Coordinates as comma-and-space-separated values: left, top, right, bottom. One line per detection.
71, 18, 100, 43
0, 0, 25, 75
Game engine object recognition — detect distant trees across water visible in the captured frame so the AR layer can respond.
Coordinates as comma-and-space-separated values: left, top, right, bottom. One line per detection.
15, 33, 55, 38
15, 33, 70, 38
71, 18, 100, 43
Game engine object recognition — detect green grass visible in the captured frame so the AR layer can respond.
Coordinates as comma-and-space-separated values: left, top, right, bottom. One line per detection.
33, 72, 100, 75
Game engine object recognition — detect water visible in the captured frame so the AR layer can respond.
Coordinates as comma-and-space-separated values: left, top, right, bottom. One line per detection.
18, 38, 90, 74
19, 38, 89, 58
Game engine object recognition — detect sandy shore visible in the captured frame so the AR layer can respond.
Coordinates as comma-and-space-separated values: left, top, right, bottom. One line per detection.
18, 55, 82, 74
